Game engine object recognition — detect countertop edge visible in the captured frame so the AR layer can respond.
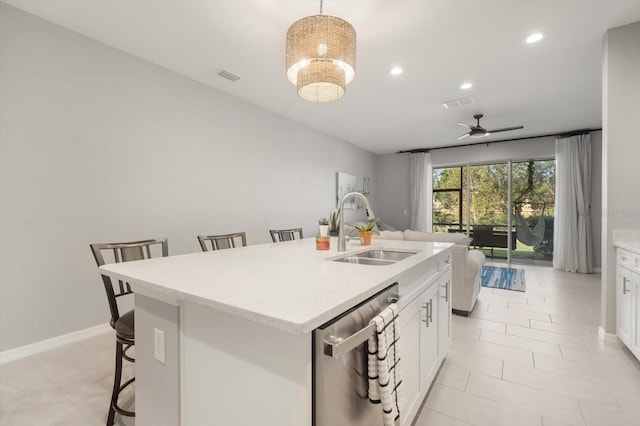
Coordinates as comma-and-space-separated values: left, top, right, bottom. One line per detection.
100, 240, 454, 335
613, 241, 640, 254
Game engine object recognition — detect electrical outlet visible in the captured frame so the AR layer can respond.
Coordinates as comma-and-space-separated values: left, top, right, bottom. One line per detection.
154, 328, 165, 364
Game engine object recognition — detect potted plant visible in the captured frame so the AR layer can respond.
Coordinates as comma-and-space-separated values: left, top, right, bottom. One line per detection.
347, 218, 380, 246
328, 209, 340, 237
318, 217, 329, 237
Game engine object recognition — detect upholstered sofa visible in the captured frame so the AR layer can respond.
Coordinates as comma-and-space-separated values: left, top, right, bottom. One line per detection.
377, 229, 485, 315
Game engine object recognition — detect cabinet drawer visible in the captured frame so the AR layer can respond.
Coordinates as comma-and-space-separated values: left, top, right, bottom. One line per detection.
617, 249, 634, 268
633, 254, 640, 275
438, 251, 452, 272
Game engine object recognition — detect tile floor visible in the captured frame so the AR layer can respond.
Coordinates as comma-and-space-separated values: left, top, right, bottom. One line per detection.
1, 263, 639, 425
0, 330, 135, 426
416, 262, 640, 426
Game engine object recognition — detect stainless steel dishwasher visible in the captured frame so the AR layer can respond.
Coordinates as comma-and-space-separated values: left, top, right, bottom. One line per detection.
313, 283, 400, 426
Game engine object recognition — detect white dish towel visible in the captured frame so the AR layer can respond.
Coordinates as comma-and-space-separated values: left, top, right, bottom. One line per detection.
367, 302, 402, 426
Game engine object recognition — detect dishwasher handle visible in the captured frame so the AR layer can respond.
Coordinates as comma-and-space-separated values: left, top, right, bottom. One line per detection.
324, 322, 377, 359
324, 296, 399, 359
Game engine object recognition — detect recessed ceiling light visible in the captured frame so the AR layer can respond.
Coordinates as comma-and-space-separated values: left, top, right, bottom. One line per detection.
442, 97, 475, 109
460, 82, 473, 90
390, 67, 403, 75
526, 33, 544, 43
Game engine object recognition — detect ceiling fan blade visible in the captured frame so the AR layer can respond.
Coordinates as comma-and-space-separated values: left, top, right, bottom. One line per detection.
486, 125, 524, 134
457, 132, 470, 140
459, 123, 484, 132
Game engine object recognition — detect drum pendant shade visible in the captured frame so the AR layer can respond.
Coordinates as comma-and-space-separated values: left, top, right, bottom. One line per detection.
286, 14, 356, 103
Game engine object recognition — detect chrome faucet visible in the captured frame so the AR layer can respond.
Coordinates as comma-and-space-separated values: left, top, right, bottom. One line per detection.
337, 192, 376, 252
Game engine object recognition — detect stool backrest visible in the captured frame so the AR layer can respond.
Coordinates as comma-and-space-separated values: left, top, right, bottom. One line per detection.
269, 228, 303, 242
90, 238, 168, 328
197, 232, 247, 251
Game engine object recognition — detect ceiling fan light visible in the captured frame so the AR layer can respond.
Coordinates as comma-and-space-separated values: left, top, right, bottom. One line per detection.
470, 130, 489, 138
286, 13, 356, 103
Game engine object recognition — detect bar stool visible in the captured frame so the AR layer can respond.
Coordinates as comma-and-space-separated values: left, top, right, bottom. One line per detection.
90, 238, 168, 426
197, 232, 247, 251
269, 228, 303, 242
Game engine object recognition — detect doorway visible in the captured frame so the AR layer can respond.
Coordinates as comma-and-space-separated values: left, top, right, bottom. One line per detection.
432, 159, 555, 264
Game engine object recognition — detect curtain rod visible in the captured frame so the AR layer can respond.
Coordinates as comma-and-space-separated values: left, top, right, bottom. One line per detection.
396, 128, 602, 154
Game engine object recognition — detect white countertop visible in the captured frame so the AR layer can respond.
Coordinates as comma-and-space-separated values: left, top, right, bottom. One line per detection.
613, 229, 640, 253
100, 238, 451, 335
614, 240, 640, 254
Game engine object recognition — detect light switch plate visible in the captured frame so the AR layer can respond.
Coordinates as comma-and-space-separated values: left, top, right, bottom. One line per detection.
154, 328, 165, 364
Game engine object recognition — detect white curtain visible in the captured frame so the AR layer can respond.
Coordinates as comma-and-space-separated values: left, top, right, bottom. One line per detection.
409, 152, 432, 232
553, 134, 593, 273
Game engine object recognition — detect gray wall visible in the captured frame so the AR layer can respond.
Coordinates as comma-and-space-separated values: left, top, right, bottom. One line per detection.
601, 21, 640, 334
375, 134, 603, 268
374, 153, 413, 231
0, 4, 375, 352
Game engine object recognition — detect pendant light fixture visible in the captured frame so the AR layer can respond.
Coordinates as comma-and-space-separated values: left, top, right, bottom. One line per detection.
286, 0, 356, 103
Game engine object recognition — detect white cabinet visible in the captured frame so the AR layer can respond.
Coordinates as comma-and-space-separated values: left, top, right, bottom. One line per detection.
419, 282, 440, 389
438, 275, 452, 356
398, 264, 452, 426
616, 263, 633, 345
635, 277, 640, 356
615, 247, 640, 361
398, 287, 426, 425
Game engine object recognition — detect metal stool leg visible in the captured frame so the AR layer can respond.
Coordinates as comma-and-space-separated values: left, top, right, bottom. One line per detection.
107, 339, 135, 425
107, 341, 123, 425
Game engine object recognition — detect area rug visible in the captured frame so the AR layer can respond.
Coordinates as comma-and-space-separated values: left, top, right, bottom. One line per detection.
480, 266, 526, 292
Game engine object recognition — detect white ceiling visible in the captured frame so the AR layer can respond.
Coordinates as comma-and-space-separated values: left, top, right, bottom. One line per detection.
5, 0, 640, 154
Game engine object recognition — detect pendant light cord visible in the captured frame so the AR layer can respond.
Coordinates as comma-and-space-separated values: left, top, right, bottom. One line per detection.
319, 0, 323, 14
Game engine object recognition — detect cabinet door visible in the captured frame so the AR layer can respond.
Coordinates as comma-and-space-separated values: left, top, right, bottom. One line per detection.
420, 284, 440, 390
633, 273, 640, 356
438, 273, 452, 357
398, 293, 424, 426
617, 264, 633, 345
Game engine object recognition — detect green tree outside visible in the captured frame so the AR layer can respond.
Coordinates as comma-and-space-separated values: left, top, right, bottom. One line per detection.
432, 160, 555, 260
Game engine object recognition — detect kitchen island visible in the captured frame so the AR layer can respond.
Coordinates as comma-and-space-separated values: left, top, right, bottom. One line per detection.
99, 237, 453, 426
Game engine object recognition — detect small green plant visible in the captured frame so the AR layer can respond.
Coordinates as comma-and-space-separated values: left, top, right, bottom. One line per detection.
347, 218, 380, 234
318, 217, 329, 226
329, 209, 340, 232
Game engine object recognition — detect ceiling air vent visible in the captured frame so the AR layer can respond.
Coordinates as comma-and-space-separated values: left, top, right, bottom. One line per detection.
442, 97, 475, 109
218, 69, 240, 82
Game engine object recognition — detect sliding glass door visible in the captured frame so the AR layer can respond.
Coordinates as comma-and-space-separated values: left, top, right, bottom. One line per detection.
467, 163, 513, 259
432, 159, 555, 264
433, 167, 463, 233
510, 160, 555, 262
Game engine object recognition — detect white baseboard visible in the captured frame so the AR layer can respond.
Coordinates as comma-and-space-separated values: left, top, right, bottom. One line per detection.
598, 326, 617, 343
0, 323, 111, 365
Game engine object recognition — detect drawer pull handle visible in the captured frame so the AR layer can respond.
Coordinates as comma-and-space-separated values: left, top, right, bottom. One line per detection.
422, 301, 433, 327
623, 277, 630, 294
441, 281, 449, 302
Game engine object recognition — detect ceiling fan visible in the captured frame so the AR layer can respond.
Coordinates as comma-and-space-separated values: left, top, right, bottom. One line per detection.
457, 114, 524, 140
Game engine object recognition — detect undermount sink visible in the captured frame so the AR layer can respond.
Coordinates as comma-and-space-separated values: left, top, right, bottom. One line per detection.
333, 256, 396, 266
331, 249, 419, 266
351, 249, 418, 261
